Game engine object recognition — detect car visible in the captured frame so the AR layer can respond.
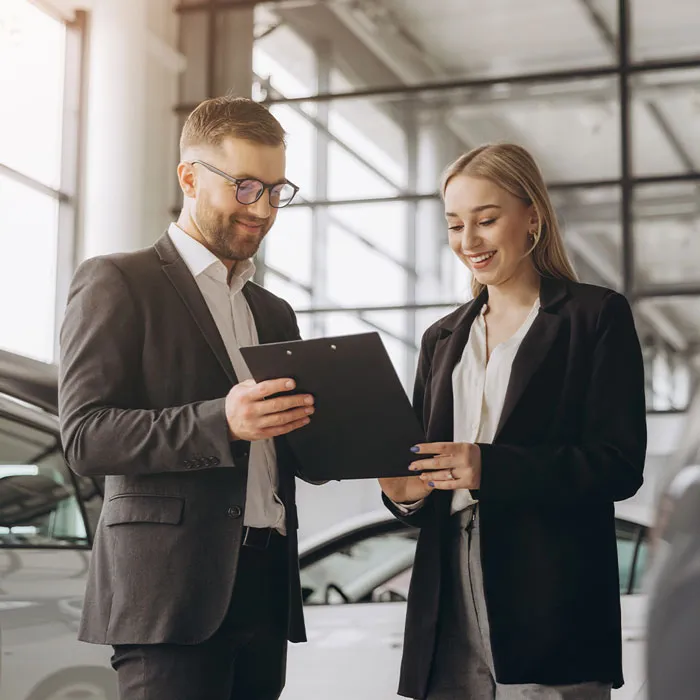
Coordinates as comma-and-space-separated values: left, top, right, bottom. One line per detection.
0, 349, 650, 700
287, 505, 651, 700
645, 391, 700, 700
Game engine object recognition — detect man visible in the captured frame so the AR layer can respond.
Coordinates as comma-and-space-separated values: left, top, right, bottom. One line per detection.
59, 96, 316, 699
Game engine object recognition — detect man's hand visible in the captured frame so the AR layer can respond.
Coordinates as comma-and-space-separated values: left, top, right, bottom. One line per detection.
378, 473, 433, 505
225, 378, 314, 442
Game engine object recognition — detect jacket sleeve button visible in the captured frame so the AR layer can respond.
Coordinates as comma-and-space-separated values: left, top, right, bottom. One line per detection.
227, 506, 242, 519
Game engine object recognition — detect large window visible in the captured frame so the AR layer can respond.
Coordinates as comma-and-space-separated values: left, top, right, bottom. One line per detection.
0, 1, 82, 362
250, 0, 700, 411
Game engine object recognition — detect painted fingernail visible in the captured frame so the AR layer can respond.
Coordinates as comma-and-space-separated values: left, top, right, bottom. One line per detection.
410, 446, 420, 453
428, 481, 435, 487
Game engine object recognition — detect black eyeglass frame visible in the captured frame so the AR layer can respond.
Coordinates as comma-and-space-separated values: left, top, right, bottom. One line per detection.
187, 159, 299, 208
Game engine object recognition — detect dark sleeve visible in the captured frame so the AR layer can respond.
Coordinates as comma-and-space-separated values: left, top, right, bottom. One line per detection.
284, 300, 302, 342
59, 257, 235, 478
478, 292, 647, 504
381, 325, 441, 528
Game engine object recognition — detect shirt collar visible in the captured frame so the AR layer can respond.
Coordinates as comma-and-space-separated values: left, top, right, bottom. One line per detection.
479, 296, 540, 317
167, 223, 256, 292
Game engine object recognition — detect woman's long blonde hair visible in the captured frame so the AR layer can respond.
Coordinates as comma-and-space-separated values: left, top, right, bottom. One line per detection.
441, 143, 578, 298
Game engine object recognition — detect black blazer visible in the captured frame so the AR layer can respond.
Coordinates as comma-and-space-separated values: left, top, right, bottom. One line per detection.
385, 276, 647, 698
59, 232, 307, 646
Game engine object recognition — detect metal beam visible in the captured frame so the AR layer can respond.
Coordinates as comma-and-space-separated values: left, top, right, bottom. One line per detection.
326, 213, 418, 276
636, 286, 700, 299
644, 103, 698, 172
258, 56, 700, 105
310, 39, 330, 337
619, 0, 633, 296
0, 163, 70, 202
567, 229, 689, 351
261, 262, 313, 292
283, 171, 700, 208
176, 0, 327, 13
256, 77, 403, 191
295, 302, 462, 314
578, 0, 699, 176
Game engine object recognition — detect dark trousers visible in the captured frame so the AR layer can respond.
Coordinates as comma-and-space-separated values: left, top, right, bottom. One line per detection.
111, 531, 289, 700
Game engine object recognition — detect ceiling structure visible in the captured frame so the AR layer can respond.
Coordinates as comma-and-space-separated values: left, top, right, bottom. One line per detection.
251, 0, 700, 360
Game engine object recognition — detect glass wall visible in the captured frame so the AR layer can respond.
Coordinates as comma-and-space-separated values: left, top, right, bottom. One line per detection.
251, 0, 700, 406
0, 0, 81, 362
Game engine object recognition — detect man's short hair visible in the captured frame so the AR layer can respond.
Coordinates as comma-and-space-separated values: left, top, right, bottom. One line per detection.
180, 96, 286, 155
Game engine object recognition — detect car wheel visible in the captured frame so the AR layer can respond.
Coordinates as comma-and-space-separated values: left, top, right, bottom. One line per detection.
26, 667, 117, 700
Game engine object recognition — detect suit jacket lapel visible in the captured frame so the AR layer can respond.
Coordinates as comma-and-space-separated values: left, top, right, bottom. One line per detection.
242, 283, 276, 345
427, 290, 487, 442
155, 233, 238, 386
494, 276, 569, 440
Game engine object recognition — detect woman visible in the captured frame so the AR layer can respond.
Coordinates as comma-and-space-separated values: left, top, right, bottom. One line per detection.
380, 143, 646, 700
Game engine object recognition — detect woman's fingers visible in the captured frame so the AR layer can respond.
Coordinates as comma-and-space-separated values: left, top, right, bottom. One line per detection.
410, 455, 456, 472
411, 442, 457, 455
419, 468, 456, 482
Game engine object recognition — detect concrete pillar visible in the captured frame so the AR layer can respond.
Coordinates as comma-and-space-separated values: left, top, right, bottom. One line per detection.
215, 9, 254, 99
176, 4, 255, 224
81, 0, 148, 259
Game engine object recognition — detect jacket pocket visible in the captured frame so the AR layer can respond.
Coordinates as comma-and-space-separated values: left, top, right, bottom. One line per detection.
104, 494, 185, 526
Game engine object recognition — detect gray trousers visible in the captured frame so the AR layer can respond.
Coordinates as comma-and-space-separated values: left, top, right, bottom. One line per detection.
426, 505, 612, 700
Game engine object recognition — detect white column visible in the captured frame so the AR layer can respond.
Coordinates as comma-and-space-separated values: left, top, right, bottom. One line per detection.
80, 0, 148, 259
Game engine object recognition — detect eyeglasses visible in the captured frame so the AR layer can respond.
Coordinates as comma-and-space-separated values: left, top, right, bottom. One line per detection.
188, 160, 299, 208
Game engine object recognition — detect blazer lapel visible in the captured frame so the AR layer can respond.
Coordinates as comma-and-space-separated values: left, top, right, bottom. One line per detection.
242, 283, 277, 345
427, 290, 488, 442
155, 233, 238, 386
494, 276, 569, 440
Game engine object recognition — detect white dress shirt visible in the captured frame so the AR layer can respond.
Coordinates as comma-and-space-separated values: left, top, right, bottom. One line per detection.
398, 297, 540, 515
168, 223, 286, 534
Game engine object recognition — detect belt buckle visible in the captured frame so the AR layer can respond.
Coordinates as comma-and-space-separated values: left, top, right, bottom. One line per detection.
243, 526, 272, 550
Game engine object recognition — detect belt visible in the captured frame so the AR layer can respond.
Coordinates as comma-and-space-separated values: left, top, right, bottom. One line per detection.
242, 526, 278, 550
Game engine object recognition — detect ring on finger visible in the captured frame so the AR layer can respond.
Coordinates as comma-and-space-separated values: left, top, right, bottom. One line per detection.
447, 468, 456, 480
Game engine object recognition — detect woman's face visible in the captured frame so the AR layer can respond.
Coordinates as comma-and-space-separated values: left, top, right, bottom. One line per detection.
444, 174, 537, 288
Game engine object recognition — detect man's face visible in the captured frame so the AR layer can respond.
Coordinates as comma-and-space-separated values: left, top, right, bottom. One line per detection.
186, 137, 286, 261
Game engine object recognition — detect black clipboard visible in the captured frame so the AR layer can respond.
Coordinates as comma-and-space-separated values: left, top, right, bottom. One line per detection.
239, 332, 426, 481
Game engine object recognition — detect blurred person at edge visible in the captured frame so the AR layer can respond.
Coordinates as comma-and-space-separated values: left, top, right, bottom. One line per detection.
380, 143, 647, 700
59, 96, 321, 700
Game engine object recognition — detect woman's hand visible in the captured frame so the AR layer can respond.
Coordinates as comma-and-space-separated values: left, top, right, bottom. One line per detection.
409, 442, 482, 490
379, 442, 482, 504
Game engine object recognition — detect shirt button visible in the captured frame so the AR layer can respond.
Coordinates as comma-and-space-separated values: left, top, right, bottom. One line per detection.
227, 506, 242, 519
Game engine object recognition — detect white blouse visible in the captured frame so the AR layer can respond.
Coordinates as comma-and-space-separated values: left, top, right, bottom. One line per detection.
450, 297, 540, 514
396, 297, 541, 515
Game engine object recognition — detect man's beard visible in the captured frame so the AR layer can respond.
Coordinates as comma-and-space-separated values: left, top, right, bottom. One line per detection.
196, 200, 269, 261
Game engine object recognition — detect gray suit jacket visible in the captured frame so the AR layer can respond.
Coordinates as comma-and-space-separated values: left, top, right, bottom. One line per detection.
59, 232, 307, 646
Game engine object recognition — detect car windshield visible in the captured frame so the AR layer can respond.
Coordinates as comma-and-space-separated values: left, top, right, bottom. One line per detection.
300, 528, 418, 604
0, 413, 88, 547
